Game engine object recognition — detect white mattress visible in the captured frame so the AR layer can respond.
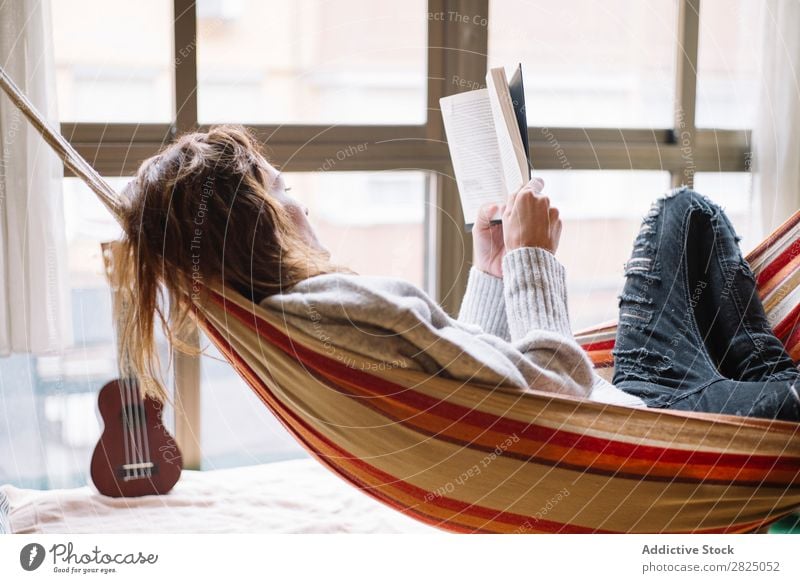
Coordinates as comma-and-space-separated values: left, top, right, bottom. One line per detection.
0, 459, 438, 534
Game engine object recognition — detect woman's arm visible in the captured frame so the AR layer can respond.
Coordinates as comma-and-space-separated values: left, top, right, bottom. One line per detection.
495, 179, 594, 398
459, 178, 550, 342
503, 246, 572, 340
457, 266, 510, 341
457, 202, 511, 340
499, 244, 594, 398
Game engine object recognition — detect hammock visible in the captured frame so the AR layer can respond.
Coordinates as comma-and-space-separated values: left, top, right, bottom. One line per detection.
2, 67, 799, 534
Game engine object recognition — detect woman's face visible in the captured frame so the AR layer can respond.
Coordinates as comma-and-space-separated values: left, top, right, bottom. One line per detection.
263, 160, 331, 259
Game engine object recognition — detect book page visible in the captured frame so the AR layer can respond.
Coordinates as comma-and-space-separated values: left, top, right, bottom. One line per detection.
486, 68, 529, 196
440, 89, 505, 227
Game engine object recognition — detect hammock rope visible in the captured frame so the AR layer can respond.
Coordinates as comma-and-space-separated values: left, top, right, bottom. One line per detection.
2, 65, 798, 534
0, 67, 124, 219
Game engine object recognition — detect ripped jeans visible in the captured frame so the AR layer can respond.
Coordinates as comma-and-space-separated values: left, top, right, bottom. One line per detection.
612, 187, 800, 422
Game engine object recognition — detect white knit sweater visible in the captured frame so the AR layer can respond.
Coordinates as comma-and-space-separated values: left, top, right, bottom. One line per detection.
260, 246, 645, 407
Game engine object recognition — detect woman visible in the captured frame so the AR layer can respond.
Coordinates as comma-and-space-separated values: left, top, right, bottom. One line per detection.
117, 124, 799, 422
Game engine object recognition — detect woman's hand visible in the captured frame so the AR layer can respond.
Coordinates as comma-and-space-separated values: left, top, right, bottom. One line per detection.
472, 203, 506, 278
503, 178, 562, 254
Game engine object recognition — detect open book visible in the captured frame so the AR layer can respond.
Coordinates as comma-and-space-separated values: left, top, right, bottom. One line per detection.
440, 65, 531, 230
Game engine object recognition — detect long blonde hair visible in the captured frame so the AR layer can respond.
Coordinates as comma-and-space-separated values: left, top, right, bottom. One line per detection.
115, 124, 351, 401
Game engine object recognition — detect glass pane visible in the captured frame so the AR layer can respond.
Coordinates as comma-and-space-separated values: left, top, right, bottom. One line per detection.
283, 171, 429, 289
696, 0, 762, 129
200, 340, 308, 469
533, 170, 672, 329
196, 0, 427, 124
52, 0, 173, 122
0, 354, 49, 488
488, 0, 677, 128
693, 172, 760, 250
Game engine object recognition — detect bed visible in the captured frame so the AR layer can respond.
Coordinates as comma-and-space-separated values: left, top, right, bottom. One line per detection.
0, 459, 438, 534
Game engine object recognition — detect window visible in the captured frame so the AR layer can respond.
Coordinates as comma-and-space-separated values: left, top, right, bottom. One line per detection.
488, 0, 678, 128
200, 340, 306, 468
693, 172, 759, 249
534, 171, 671, 329
52, 0, 173, 122
285, 171, 429, 286
1, 1, 753, 486
696, 0, 762, 129
196, 0, 428, 124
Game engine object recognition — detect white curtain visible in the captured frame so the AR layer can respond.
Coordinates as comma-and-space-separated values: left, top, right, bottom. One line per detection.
0, 0, 71, 355
753, 0, 800, 232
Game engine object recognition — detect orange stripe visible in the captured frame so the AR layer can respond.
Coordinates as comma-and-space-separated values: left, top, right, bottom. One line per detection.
586, 348, 614, 367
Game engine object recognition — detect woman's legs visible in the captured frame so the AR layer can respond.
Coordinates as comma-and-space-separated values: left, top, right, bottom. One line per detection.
612, 186, 800, 421
691, 204, 798, 382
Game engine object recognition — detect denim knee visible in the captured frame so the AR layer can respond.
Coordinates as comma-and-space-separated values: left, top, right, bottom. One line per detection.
642, 186, 743, 249
659, 186, 719, 217
631, 187, 714, 262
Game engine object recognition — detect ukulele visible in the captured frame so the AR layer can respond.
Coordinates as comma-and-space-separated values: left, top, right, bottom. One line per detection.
90, 242, 182, 497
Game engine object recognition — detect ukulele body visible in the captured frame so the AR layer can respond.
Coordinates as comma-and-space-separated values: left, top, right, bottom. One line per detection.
91, 379, 183, 497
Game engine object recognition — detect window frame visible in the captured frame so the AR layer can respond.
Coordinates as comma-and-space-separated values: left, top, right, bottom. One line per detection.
59, 0, 747, 466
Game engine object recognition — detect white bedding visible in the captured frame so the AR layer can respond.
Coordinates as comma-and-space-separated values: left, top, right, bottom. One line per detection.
0, 459, 438, 534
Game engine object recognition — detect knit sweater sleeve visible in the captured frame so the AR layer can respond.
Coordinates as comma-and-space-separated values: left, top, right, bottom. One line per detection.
457, 266, 510, 341
500, 246, 595, 398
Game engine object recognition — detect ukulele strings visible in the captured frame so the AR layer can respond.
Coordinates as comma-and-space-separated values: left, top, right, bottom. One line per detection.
137, 380, 153, 477
125, 375, 151, 479
122, 376, 143, 480
119, 377, 133, 479
126, 376, 141, 479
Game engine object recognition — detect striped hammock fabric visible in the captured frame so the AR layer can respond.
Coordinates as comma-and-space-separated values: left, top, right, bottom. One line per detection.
192, 210, 800, 532
1, 66, 798, 534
